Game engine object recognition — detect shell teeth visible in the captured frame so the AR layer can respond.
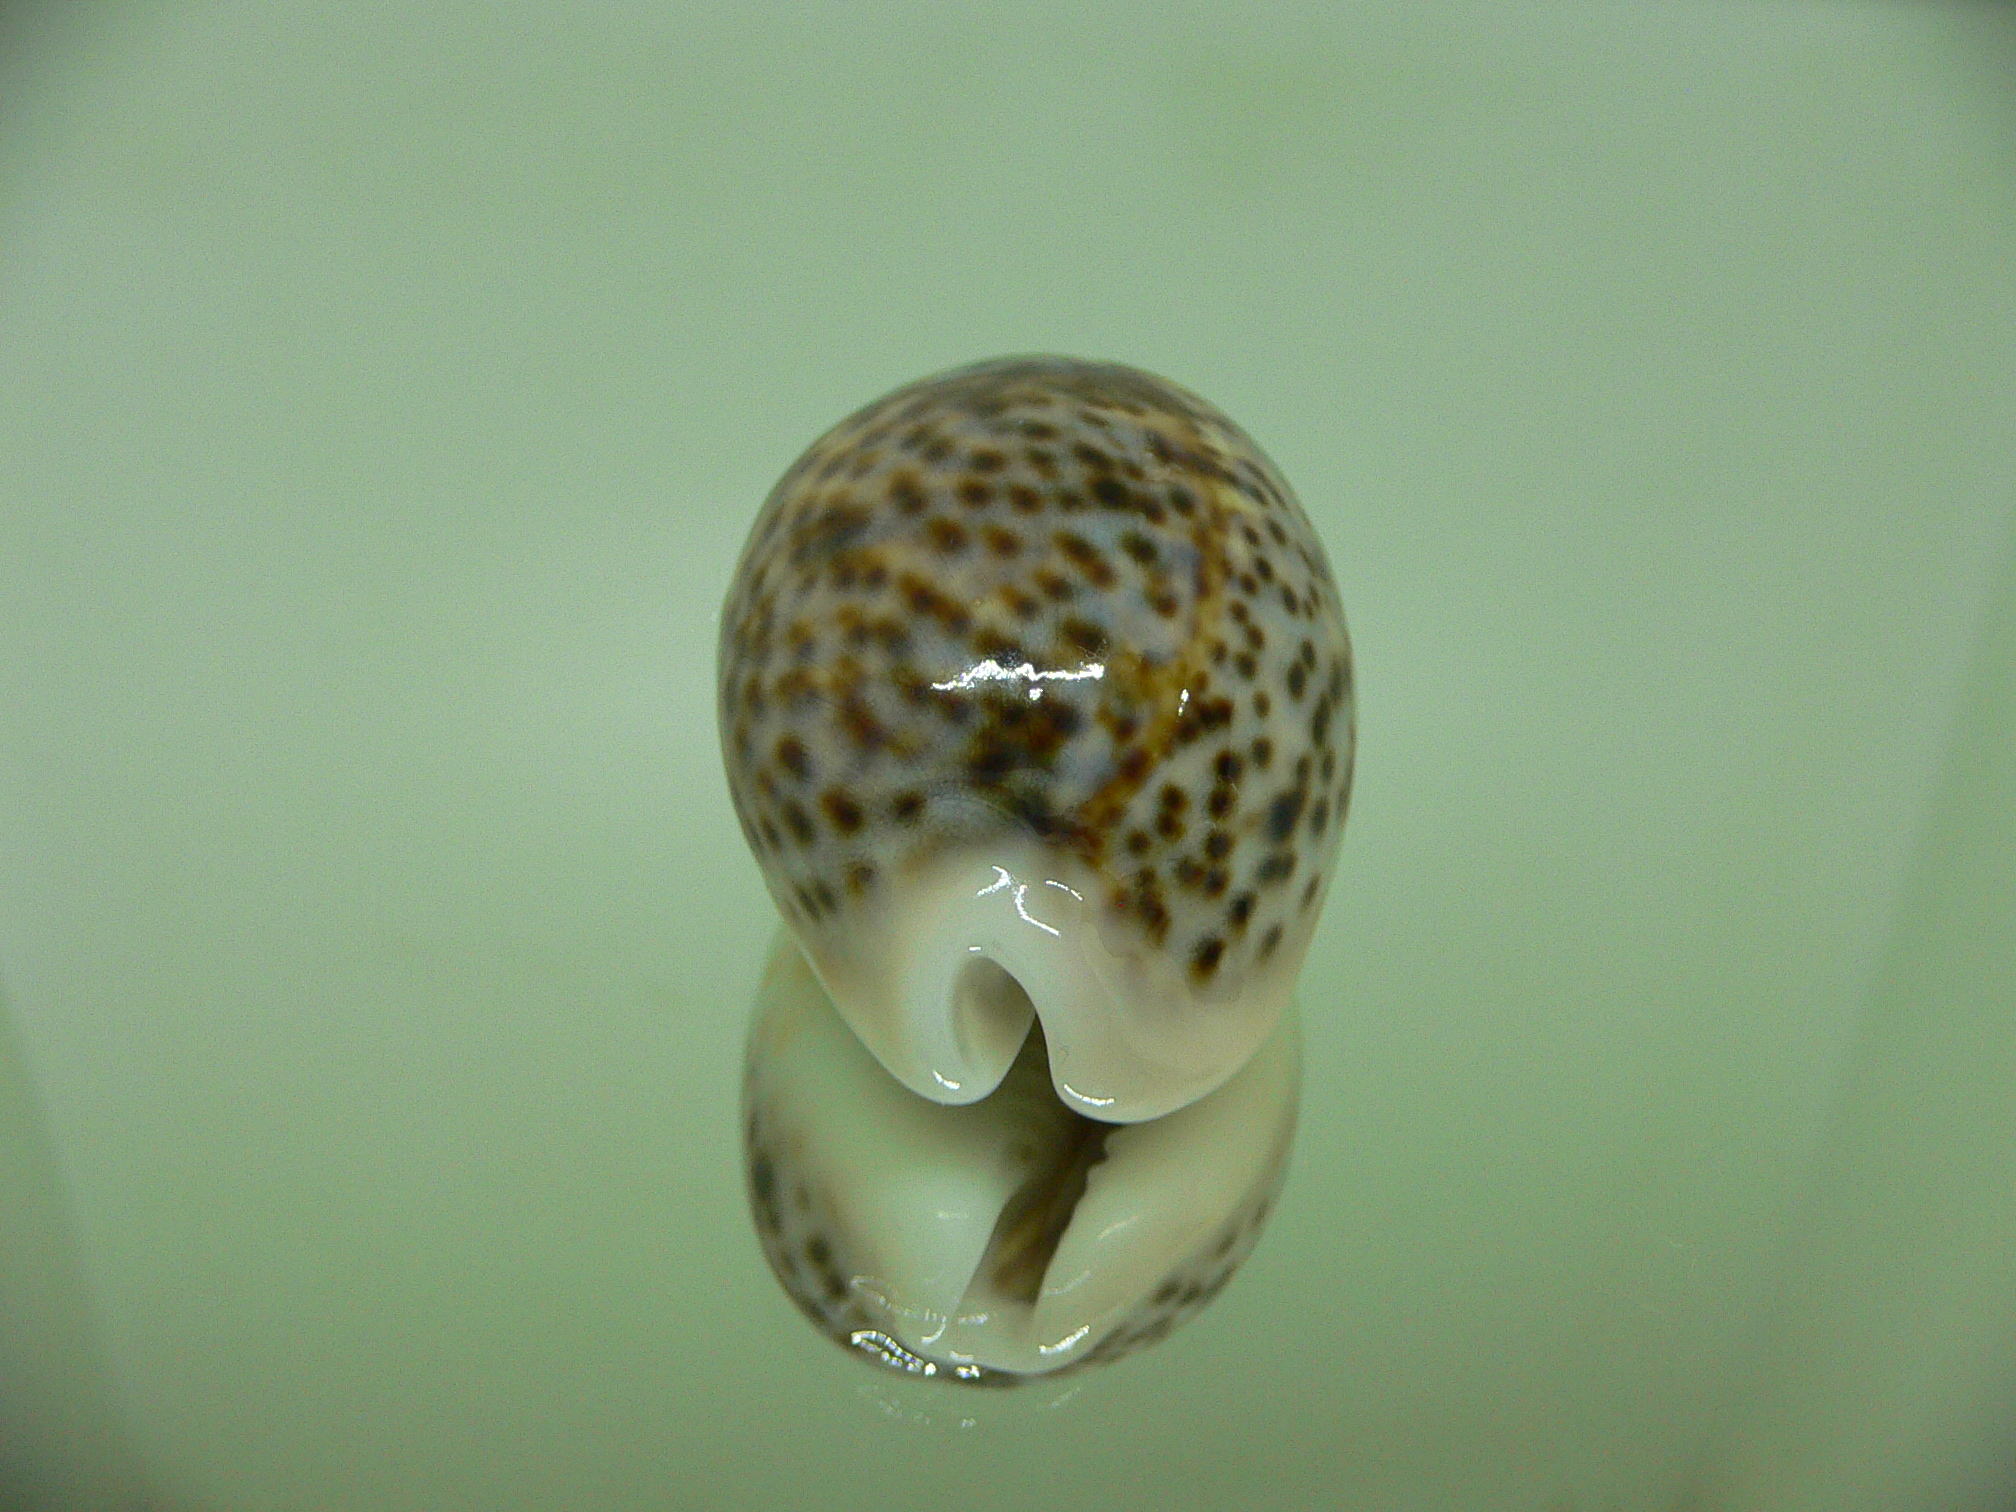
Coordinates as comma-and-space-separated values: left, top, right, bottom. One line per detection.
743, 930, 1300, 1380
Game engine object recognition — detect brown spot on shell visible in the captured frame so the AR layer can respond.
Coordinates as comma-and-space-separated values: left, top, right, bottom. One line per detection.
821, 788, 865, 835
775, 736, 810, 781
1191, 935, 1226, 980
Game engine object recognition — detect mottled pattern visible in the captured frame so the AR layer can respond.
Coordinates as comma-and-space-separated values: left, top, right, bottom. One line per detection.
718, 357, 1354, 995
742, 1062, 1294, 1385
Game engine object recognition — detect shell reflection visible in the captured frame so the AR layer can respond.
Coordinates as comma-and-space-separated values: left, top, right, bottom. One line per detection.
742, 931, 1300, 1383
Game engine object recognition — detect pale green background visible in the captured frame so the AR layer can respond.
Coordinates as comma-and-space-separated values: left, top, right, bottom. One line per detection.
2, 4, 2014, 1510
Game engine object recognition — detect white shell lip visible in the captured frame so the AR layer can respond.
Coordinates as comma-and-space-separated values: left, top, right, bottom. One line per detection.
800, 840, 1312, 1125
742, 929, 1300, 1380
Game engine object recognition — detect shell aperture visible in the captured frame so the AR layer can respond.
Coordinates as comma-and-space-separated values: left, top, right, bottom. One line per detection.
742, 931, 1300, 1381
719, 357, 1354, 1124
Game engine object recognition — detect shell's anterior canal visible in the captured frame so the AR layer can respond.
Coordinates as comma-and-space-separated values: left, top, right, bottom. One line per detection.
742, 932, 1300, 1382
718, 356, 1353, 1123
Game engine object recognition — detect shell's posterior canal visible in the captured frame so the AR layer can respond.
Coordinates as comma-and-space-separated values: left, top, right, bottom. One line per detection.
718, 356, 1353, 1125
741, 931, 1300, 1383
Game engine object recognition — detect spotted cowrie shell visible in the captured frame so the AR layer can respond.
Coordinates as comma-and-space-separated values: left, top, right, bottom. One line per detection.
719, 356, 1353, 1124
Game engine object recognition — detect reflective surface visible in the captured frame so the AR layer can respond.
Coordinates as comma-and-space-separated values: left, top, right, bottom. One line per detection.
741, 930, 1299, 1382
2, 4, 2015, 1509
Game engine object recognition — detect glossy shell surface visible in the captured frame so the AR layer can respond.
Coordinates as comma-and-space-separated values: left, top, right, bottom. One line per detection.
719, 357, 1353, 1121
741, 933, 1298, 1382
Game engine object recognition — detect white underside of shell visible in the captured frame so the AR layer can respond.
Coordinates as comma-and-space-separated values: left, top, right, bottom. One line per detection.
745, 931, 1299, 1377
805, 839, 1306, 1124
